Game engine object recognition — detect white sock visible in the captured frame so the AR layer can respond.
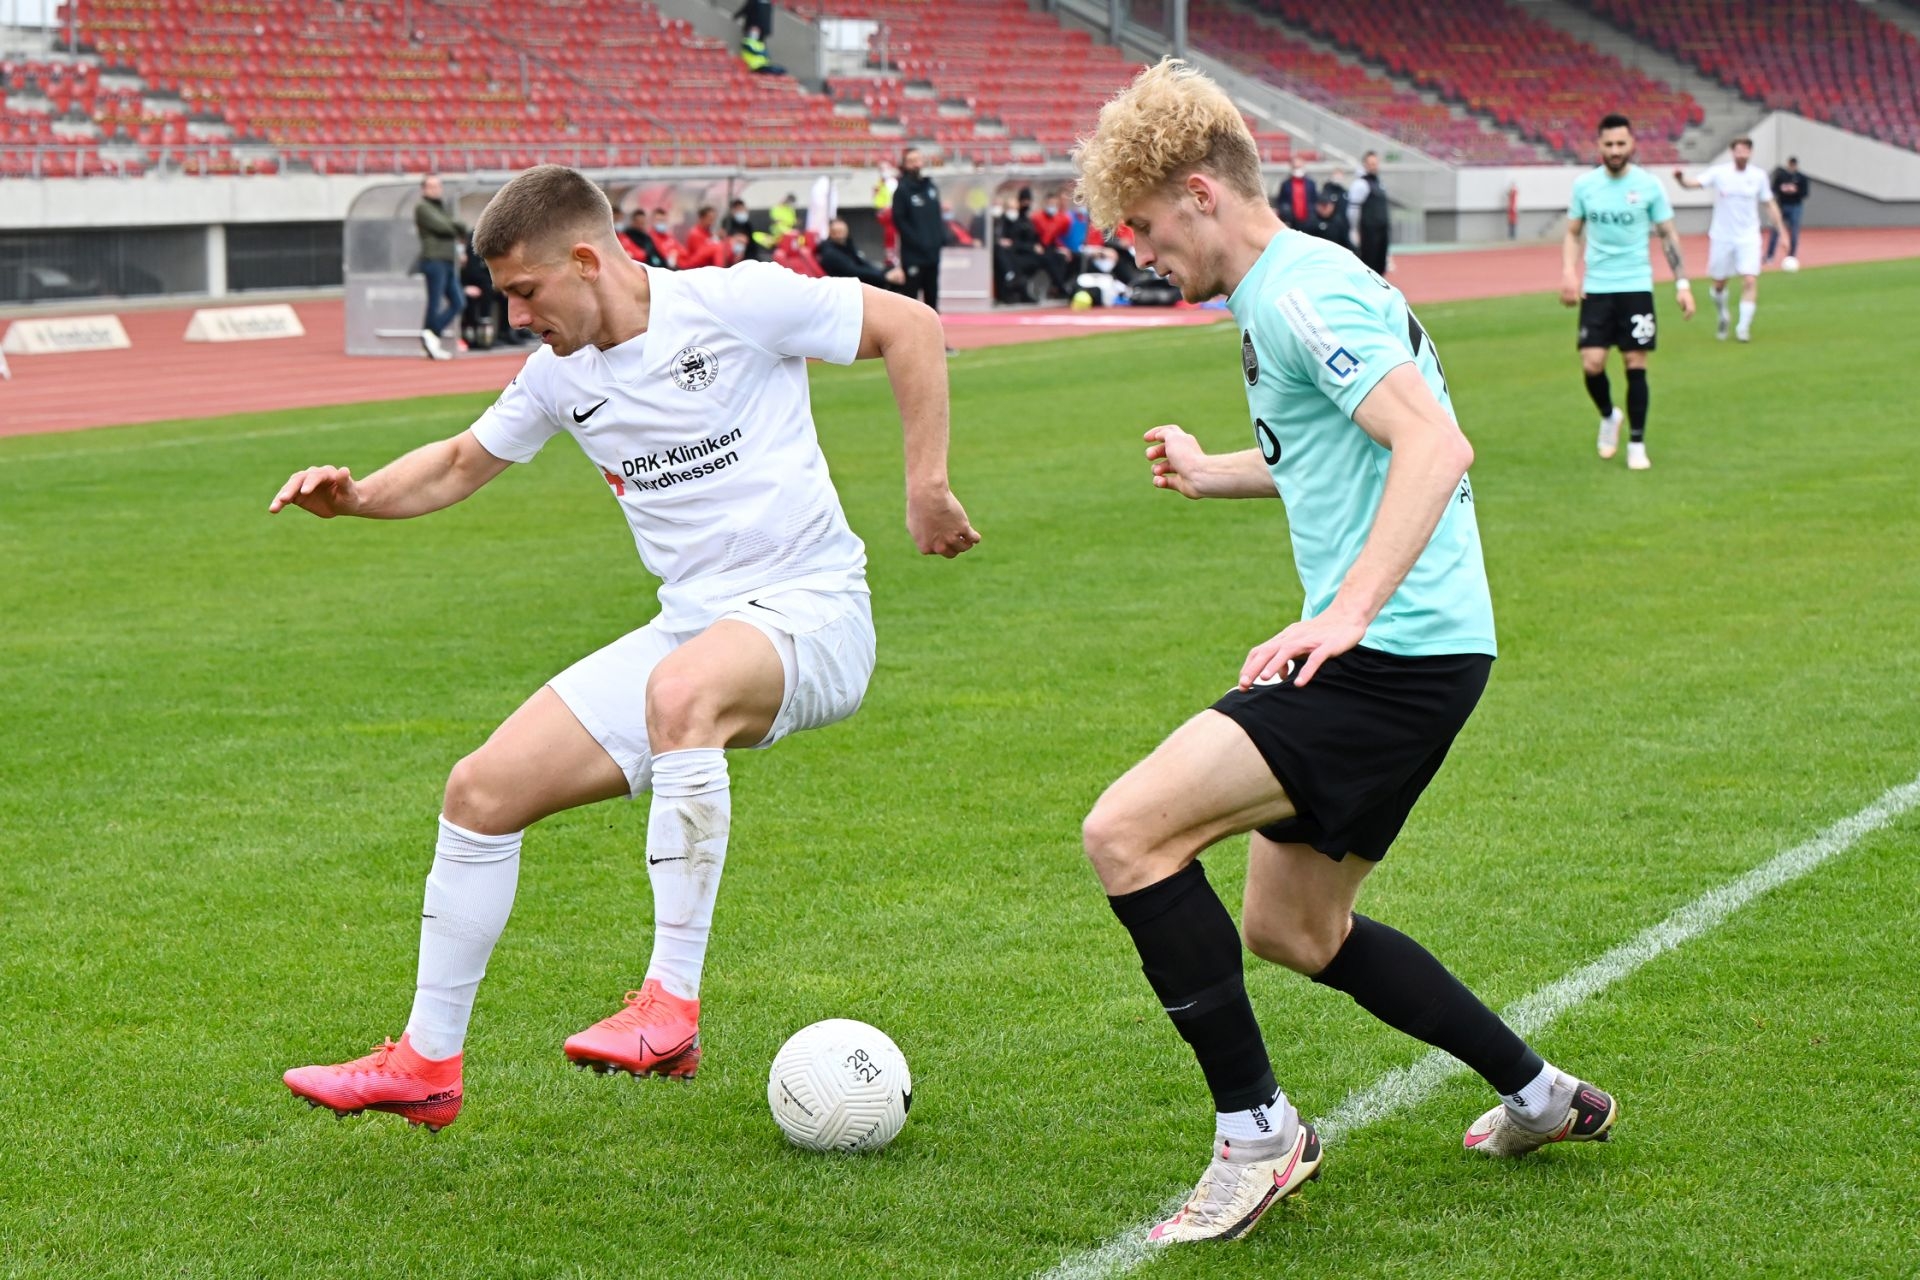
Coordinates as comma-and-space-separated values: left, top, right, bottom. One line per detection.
1738, 300, 1756, 331
1712, 285, 1729, 319
1216, 1089, 1295, 1146
405, 815, 522, 1061
1503, 1060, 1567, 1125
642, 748, 731, 1001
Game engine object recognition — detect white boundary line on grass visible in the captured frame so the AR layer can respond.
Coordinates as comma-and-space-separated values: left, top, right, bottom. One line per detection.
1038, 771, 1920, 1280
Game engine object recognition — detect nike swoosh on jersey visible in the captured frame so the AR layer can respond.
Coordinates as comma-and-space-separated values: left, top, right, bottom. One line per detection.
573, 398, 609, 423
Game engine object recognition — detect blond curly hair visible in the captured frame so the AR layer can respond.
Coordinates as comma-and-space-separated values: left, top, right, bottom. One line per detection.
1073, 58, 1265, 230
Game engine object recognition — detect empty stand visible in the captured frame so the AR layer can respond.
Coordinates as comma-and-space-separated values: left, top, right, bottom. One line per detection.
1577, 0, 1920, 151
1241, 0, 1698, 162
1188, 0, 1542, 165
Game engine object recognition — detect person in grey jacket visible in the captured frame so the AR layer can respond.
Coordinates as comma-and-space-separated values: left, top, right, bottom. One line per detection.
415, 174, 467, 359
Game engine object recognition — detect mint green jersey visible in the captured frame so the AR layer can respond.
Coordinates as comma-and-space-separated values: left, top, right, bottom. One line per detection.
1569, 164, 1672, 294
1226, 231, 1496, 658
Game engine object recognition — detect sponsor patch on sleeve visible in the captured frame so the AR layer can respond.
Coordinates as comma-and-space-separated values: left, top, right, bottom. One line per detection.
1277, 288, 1365, 384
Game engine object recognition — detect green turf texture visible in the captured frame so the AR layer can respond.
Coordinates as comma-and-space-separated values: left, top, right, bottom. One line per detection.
2, 260, 1918, 1279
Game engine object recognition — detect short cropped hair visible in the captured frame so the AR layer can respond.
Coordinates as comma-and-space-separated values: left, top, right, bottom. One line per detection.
472, 165, 614, 262
1598, 113, 1632, 134
1073, 58, 1264, 230
1731, 136, 1753, 148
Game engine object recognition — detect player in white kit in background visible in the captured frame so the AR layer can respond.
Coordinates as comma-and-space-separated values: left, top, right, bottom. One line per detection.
1675, 138, 1784, 343
270, 165, 980, 1131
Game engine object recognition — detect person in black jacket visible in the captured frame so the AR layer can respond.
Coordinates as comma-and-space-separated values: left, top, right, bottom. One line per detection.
1347, 151, 1391, 275
891, 147, 945, 309
817, 218, 905, 289
1304, 191, 1351, 253
1766, 156, 1810, 263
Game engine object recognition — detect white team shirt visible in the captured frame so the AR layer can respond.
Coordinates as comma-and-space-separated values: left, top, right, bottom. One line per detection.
469, 261, 870, 631
1700, 163, 1772, 243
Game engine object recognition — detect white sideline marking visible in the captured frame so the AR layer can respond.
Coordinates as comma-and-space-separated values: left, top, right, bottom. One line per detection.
1038, 772, 1920, 1280
0, 416, 426, 467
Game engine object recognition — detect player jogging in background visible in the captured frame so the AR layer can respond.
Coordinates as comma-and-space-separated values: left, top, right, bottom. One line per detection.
1563, 113, 1695, 471
1073, 60, 1618, 1245
1675, 138, 1784, 343
270, 165, 979, 1131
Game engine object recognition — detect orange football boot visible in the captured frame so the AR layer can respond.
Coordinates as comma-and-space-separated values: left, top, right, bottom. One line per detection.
283, 1034, 463, 1132
564, 979, 702, 1078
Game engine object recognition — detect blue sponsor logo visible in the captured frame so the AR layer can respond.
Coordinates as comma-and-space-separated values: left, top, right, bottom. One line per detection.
1325, 347, 1361, 379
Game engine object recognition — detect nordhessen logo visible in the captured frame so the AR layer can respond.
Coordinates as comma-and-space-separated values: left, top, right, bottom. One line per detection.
670, 344, 720, 392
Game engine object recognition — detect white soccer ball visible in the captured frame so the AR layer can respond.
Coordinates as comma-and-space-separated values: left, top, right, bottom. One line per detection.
1782, 256, 1800, 272
767, 1019, 912, 1152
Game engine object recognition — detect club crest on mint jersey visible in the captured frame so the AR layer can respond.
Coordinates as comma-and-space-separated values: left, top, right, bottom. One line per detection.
464, 261, 872, 633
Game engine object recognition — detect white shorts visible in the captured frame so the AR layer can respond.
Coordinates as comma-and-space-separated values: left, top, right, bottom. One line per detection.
1708, 237, 1761, 280
548, 587, 876, 796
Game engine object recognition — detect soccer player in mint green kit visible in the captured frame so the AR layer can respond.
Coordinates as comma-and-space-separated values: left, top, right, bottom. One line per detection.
1562, 113, 1695, 471
1074, 60, 1619, 1245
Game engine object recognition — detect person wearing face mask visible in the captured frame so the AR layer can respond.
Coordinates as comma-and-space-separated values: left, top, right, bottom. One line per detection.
890, 147, 946, 311
1273, 164, 1316, 230
647, 208, 683, 269
617, 208, 670, 270
1031, 193, 1079, 289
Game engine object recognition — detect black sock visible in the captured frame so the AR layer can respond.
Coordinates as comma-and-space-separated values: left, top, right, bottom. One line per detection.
1312, 914, 1542, 1095
1108, 862, 1277, 1111
1625, 368, 1648, 443
1583, 370, 1613, 417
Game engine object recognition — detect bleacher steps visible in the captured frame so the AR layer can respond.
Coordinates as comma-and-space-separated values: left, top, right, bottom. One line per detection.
1515, 0, 1767, 160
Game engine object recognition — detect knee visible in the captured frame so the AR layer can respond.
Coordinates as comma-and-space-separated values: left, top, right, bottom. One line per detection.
646, 669, 720, 752
1081, 796, 1179, 893
1243, 908, 1348, 975
1580, 354, 1607, 376
442, 752, 520, 834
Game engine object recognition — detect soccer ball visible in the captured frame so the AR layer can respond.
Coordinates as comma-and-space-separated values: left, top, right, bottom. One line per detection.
1782, 256, 1800, 272
767, 1019, 912, 1152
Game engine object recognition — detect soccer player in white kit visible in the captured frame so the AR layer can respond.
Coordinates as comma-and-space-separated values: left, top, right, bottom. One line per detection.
1675, 138, 1785, 343
270, 166, 980, 1131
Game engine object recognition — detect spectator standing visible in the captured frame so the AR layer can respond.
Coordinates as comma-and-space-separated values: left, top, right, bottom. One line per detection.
892, 147, 945, 310
1273, 164, 1317, 229
1348, 151, 1391, 276
414, 173, 466, 359
1767, 156, 1810, 263
817, 217, 906, 289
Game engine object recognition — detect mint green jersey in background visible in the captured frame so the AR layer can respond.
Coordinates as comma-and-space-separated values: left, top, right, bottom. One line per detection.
1569, 164, 1673, 294
1225, 231, 1497, 658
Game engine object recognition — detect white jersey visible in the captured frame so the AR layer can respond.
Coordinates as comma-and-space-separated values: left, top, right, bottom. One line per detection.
469, 261, 870, 631
1700, 163, 1772, 243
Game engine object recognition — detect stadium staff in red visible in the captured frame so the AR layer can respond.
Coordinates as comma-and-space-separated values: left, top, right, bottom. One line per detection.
1073, 60, 1617, 1244
269, 164, 980, 1131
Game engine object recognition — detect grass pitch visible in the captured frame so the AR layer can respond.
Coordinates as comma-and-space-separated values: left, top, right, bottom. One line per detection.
2, 260, 1918, 1279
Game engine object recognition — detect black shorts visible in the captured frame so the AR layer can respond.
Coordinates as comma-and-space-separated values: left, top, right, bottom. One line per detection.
1577, 291, 1657, 351
1212, 646, 1492, 861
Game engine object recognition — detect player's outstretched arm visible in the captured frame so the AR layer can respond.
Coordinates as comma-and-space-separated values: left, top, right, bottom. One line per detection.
1143, 426, 1273, 499
1560, 218, 1585, 307
854, 284, 981, 558
1655, 218, 1696, 318
1671, 169, 1703, 190
1238, 363, 1471, 689
268, 429, 511, 519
